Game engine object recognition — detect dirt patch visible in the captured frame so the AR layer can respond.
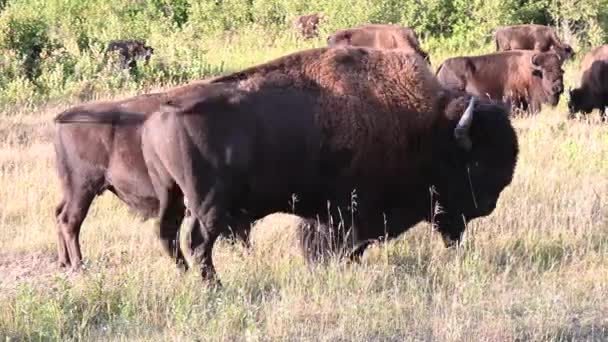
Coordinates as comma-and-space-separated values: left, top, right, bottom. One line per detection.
0, 251, 61, 293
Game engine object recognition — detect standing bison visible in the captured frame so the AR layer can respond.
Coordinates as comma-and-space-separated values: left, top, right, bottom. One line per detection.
327, 24, 430, 63
293, 13, 324, 39
53, 85, 249, 272
105, 40, 154, 70
436, 50, 564, 114
495, 24, 575, 61
568, 45, 608, 119
141, 47, 519, 282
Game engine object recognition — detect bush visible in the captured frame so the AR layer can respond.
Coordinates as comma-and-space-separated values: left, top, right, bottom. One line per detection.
0, 0, 607, 111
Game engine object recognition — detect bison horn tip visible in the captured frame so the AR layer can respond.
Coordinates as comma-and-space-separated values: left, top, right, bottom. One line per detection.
454, 97, 475, 150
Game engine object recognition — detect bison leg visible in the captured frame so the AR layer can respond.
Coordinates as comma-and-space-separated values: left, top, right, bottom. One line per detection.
54, 198, 70, 267
56, 189, 96, 271
186, 184, 230, 283
155, 184, 188, 270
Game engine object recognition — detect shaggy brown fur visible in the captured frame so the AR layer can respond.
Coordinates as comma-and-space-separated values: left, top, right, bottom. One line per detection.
292, 13, 324, 39
495, 24, 574, 61
143, 47, 518, 282
436, 50, 564, 114
568, 45, 608, 118
327, 24, 430, 63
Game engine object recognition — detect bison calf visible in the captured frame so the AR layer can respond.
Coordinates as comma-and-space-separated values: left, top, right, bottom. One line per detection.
105, 40, 154, 70
293, 13, 324, 39
436, 50, 564, 114
568, 45, 608, 119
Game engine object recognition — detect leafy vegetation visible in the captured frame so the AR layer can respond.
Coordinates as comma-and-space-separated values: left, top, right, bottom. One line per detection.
0, 0, 607, 111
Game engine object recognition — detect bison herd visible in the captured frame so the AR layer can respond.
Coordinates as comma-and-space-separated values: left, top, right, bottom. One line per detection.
53, 21, 607, 284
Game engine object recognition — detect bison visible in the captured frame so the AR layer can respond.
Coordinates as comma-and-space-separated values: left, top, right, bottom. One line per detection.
327, 24, 430, 63
495, 24, 575, 61
568, 45, 608, 119
141, 47, 519, 282
105, 40, 154, 70
53, 86, 249, 272
293, 13, 324, 39
436, 50, 564, 114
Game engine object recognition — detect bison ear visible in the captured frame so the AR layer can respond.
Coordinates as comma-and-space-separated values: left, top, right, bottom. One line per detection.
454, 97, 475, 151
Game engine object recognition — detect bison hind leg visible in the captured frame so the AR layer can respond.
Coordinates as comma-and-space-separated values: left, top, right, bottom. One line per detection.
55, 198, 70, 268
56, 189, 96, 272
154, 183, 189, 271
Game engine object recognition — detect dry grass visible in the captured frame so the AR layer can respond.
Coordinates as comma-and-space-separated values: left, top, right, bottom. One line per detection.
0, 58, 607, 341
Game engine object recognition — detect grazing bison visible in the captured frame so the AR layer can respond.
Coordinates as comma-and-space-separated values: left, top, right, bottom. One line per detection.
293, 13, 324, 39
141, 47, 519, 282
53, 86, 248, 272
568, 45, 608, 119
105, 40, 154, 70
436, 50, 564, 114
327, 24, 430, 63
495, 24, 575, 61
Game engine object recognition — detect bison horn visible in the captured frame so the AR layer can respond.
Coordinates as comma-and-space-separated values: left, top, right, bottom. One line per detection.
454, 97, 475, 150
531, 54, 542, 70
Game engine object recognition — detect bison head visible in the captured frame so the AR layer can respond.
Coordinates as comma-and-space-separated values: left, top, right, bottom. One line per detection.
568, 87, 594, 115
531, 52, 564, 106
327, 30, 351, 47
551, 43, 575, 61
432, 97, 518, 246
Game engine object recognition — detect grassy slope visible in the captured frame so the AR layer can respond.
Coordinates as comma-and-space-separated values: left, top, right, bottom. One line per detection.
0, 38, 607, 341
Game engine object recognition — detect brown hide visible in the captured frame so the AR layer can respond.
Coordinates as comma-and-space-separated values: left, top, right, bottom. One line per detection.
436, 50, 564, 113
142, 47, 518, 281
568, 45, 608, 116
327, 24, 430, 63
495, 24, 574, 60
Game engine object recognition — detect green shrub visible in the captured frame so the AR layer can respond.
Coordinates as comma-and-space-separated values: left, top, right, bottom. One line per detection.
0, 0, 607, 111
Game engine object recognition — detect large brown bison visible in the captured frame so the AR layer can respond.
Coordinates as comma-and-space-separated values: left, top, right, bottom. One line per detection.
568, 45, 608, 118
53, 85, 248, 272
436, 50, 564, 114
293, 13, 324, 39
327, 24, 430, 63
141, 47, 519, 282
495, 24, 575, 61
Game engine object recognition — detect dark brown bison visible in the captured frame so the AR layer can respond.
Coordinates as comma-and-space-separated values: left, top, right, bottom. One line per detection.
105, 40, 154, 70
568, 45, 608, 118
436, 50, 564, 114
293, 13, 324, 39
327, 24, 430, 63
141, 47, 519, 282
495, 24, 575, 61
53, 86, 248, 272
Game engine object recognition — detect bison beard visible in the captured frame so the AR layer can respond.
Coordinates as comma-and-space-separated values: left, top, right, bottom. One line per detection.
142, 47, 519, 282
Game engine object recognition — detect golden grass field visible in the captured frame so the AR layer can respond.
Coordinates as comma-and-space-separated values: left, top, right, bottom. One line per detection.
0, 54, 607, 341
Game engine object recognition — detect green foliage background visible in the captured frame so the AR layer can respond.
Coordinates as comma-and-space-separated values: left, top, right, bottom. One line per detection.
0, 0, 607, 111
